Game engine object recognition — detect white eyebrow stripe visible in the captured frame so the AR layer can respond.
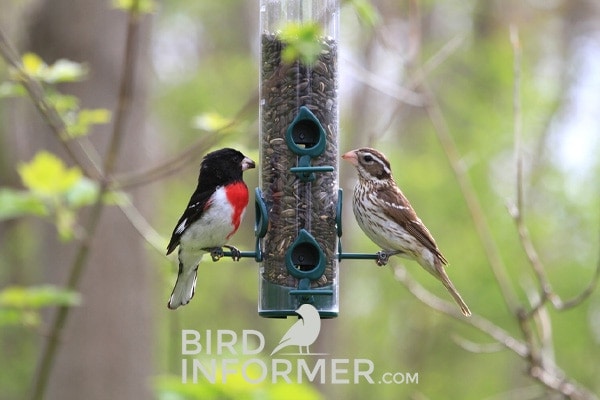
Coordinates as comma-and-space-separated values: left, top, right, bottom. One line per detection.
363, 152, 391, 176
372, 156, 391, 176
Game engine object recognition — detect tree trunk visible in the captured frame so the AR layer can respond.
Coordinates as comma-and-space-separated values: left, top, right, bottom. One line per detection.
17, 1, 155, 398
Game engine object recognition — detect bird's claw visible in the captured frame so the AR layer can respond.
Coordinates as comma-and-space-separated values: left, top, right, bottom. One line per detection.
224, 245, 242, 262
203, 246, 242, 262
376, 251, 390, 266
375, 250, 402, 266
206, 247, 224, 262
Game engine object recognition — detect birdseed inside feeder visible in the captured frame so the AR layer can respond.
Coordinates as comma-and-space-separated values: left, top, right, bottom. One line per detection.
257, 0, 340, 318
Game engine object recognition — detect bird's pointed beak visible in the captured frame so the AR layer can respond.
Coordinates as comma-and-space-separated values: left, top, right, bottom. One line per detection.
242, 157, 256, 171
342, 150, 358, 165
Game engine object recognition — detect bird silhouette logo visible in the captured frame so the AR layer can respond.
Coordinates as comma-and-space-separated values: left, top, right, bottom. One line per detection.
270, 304, 322, 356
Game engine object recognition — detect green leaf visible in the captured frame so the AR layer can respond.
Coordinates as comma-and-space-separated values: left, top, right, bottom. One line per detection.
0, 285, 81, 309
79, 108, 111, 125
48, 92, 80, 115
66, 108, 111, 137
44, 59, 88, 83
65, 178, 99, 208
0, 308, 39, 327
17, 53, 87, 84
21, 52, 46, 76
0, 285, 80, 327
18, 151, 83, 197
279, 22, 324, 65
0, 188, 48, 220
55, 206, 76, 241
65, 177, 126, 208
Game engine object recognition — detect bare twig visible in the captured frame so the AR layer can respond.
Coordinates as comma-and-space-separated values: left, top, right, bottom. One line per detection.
344, 58, 425, 106
451, 335, 506, 354
111, 131, 219, 190
524, 285, 555, 365
392, 265, 527, 356
508, 26, 553, 317
506, 26, 596, 400
118, 197, 165, 255
110, 90, 258, 190
420, 33, 467, 78
393, 264, 598, 400
510, 25, 524, 217
508, 26, 599, 318
421, 81, 520, 313
367, 33, 467, 147
553, 252, 600, 309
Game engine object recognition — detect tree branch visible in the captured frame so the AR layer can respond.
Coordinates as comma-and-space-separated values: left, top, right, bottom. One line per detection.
507, 26, 599, 319
382, 23, 599, 399
110, 90, 258, 190
393, 264, 598, 400
421, 80, 521, 313
391, 265, 527, 356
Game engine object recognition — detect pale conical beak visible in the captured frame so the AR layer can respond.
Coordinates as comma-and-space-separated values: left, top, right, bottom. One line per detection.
341, 150, 358, 165
242, 157, 256, 171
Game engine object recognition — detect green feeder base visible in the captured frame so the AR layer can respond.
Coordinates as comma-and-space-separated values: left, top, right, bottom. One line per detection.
258, 276, 338, 319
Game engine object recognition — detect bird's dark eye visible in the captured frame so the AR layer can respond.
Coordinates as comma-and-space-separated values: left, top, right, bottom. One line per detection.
363, 155, 373, 162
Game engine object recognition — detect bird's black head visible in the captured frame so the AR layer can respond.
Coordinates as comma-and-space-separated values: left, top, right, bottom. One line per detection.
198, 148, 255, 188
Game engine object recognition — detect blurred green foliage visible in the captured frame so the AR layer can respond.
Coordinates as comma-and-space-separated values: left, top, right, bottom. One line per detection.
0, 151, 117, 240
279, 22, 325, 65
14, 52, 88, 83
155, 372, 323, 400
1, 53, 111, 139
0, 285, 80, 327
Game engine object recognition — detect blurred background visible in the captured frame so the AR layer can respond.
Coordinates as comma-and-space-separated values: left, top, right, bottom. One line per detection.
1, 0, 599, 399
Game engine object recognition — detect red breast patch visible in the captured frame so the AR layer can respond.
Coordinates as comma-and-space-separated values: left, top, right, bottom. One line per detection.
225, 181, 249, 238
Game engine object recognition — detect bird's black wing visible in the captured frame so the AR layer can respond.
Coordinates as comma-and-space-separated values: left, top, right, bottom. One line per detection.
166, 188, 214, 255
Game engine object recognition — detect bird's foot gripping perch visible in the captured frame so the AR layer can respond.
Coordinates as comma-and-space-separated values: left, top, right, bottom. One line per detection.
204, 245, 242, 262
375, 250, 403, 266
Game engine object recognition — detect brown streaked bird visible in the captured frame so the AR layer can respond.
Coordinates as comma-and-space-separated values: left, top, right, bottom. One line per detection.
342, 147, 471, 316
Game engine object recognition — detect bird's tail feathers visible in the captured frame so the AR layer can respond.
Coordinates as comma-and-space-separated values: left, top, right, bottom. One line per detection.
167, 266, 199, 310
434, 263, 472, 317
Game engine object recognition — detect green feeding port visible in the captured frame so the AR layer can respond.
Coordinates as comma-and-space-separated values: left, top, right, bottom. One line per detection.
286, 106, 326, 156
286, 229, 326, 280
287, 106, 334, 182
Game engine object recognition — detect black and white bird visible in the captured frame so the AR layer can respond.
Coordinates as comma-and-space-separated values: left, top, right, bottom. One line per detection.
166, 148, 255, 309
